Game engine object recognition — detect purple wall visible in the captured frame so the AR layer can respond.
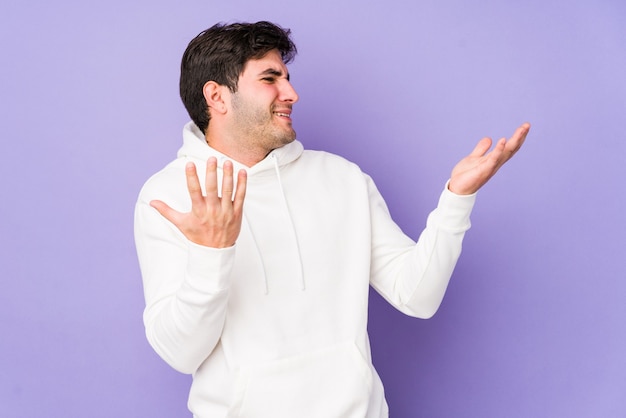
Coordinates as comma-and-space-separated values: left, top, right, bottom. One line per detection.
1, 1, 624, 417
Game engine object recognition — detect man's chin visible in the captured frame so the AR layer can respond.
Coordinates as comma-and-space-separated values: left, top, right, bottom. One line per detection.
267, 127, 296, 148
280, 130, 297, 144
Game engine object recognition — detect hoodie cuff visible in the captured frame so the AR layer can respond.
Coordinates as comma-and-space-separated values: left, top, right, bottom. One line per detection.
427, 180, 477, 232
185, 241, 236, 293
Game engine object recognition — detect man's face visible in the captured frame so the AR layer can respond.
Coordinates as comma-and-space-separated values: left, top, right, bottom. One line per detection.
228, 49, 299, 154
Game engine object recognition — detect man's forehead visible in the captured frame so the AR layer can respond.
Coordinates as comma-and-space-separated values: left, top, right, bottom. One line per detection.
241, 50, 288, 76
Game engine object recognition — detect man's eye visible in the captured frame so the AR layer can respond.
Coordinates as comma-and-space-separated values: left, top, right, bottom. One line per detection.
261, 77, 275, 83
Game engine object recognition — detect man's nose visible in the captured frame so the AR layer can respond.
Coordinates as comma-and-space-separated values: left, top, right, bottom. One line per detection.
280, 80, 299, 103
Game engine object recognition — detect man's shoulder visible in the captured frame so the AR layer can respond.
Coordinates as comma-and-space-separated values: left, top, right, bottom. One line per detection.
136, 158, 189, 204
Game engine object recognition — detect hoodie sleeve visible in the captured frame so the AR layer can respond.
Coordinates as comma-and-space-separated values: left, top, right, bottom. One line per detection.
368, 177, 476, 319
134, 196, 234, 374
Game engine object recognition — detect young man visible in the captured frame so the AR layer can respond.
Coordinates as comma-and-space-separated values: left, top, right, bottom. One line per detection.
134, 21, 529, 417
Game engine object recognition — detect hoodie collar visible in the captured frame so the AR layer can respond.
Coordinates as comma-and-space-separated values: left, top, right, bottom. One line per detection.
177, 121, 304, 175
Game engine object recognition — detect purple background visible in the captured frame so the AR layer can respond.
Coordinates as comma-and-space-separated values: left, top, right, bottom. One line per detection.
1, 1, 625, 417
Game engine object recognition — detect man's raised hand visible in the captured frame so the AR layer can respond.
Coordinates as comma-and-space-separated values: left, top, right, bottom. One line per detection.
448, 122, 530, 195
150, 157, 247, 248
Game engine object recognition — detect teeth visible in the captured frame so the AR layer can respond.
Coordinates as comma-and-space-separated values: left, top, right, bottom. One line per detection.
275, 112, 290, 117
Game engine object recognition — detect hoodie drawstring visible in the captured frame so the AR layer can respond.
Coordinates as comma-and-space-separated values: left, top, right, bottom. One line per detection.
271, 154, 306, 292
242, 213, 270, 294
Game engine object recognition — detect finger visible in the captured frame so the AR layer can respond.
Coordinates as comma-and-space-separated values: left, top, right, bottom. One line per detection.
221, 160, 234, 202
204, 157, 219, 204
150, 200, 181, 225
469, 137, 493, 158
488, 137, 507, 166
502, 122, 531, 160
232, 169, 248, 214
185, 162, 206, 210
508, 122, 530, 148
518, 121, 531, 133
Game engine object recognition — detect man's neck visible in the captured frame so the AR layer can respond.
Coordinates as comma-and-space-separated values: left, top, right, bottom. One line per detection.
204, 131, 268, 168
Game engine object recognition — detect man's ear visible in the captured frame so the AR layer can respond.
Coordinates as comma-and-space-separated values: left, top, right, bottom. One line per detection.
203, 81, 229, 115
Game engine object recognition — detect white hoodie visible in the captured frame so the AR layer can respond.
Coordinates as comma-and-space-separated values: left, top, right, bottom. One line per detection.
134, 121, 476, 417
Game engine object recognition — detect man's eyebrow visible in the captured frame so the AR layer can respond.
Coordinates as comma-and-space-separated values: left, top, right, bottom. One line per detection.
258, 68, 290, 80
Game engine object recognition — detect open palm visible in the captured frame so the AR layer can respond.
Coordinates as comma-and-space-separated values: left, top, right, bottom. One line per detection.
448, 123, 530, 195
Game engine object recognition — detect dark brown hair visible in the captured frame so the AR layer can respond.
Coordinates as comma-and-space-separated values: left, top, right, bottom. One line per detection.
180, 21, 297, 134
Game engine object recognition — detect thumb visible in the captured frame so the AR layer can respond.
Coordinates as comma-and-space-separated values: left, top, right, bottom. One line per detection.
469, 137, 493, 158
150, 200, 180, 225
